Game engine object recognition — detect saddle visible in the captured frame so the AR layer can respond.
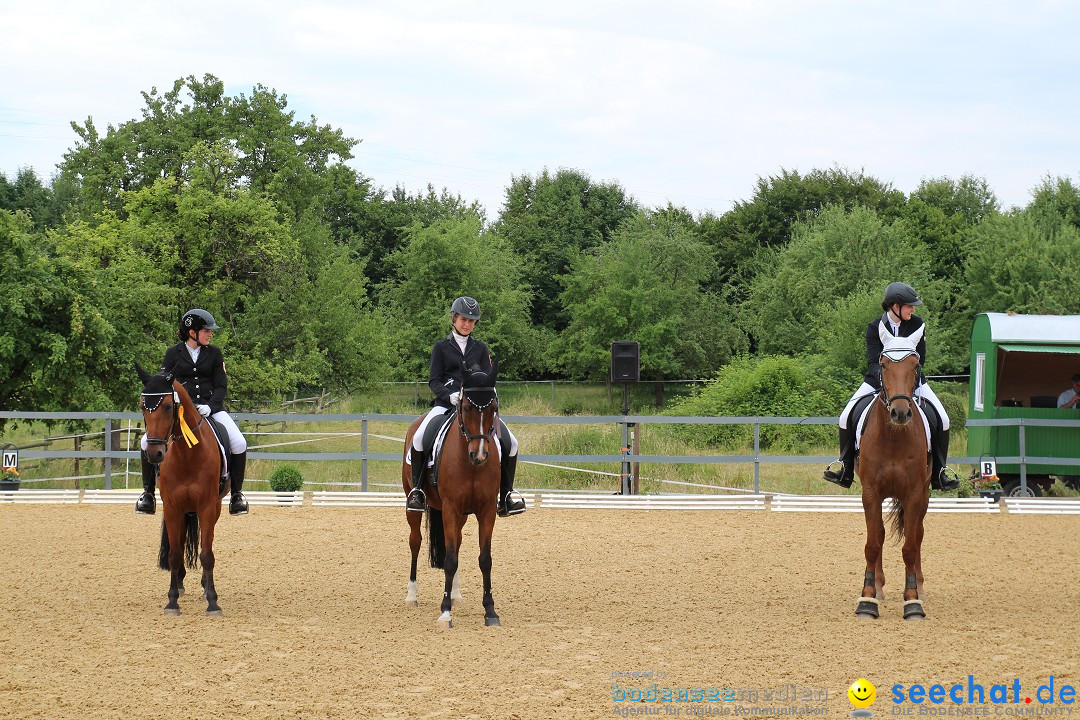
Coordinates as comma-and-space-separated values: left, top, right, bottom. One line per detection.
851, 392, 933, 452
419, 413, 455, 490
206, 416, 231, 487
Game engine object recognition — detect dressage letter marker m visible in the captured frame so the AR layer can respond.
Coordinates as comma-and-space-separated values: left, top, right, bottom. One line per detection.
2, 450, 16, 471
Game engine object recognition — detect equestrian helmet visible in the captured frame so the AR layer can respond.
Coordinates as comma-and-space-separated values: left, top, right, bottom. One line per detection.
881, 282, 923, 311
450, 296, 481, 321
179, 308, 221, 339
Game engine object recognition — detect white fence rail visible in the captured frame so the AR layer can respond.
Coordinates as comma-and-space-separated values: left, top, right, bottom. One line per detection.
5, 489, 1077, 514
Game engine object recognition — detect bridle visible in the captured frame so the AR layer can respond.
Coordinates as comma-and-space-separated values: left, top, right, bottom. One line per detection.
457, 387, 499, 447
876, 348, 920, 414
141, 389, 202, 451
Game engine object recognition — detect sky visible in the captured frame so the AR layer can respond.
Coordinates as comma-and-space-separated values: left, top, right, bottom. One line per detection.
3, 1, 1079, 220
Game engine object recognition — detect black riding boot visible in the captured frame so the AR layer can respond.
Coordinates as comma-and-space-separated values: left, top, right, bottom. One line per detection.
228, 451, 249, 515
930, 428, 960, 491
497, 455, 526, 517
406, 448, 427, 512
135, 452, 157, 514
823, 425, 856, 488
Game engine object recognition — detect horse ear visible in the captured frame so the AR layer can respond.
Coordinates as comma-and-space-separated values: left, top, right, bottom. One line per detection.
135, 362, 151, 384
163, 361, 181, 384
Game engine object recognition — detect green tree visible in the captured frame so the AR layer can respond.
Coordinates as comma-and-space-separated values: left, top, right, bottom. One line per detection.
903, 175, 998, 279
495, 168, 636, 330
961, 211, 1080, 318
1, 209, 172, 418
550, 212, 746, 381
60, 74, 356, 222
747, 205, 961, 374
381, 216, 536, 379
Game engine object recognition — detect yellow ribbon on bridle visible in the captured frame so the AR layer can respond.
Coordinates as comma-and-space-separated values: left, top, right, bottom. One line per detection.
177, 404, 200, 448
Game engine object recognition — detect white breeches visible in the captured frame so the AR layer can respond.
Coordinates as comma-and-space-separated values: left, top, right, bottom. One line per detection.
412, 405, 518, 456
839, 382, 949, 430
141, 410, 247, 452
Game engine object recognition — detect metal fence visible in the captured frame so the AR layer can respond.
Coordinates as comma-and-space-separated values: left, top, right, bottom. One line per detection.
2, 411, 1078, 494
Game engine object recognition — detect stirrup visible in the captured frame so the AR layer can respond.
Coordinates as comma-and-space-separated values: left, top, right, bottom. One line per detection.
135, 491, 156, 515
933, 466, 961, 491
823, 460, 853, 489
406, 487, 427, 512
497, 490, 526, 517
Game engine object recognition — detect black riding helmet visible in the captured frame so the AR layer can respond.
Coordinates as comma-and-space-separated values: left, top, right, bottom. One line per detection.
881, 282, 923, 312
450, 296, 481, 321
179, 308, 221, 341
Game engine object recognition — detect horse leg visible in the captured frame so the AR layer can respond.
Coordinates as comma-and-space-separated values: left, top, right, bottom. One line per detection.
856, 497, 886, 619
164, 512, 185, 616
901, 498, 929, 620
199, 507, 222, 617
478, 509, 499, 627
451, 515, 466, 607
436, 511, 462, 629
405, 510, 422, 607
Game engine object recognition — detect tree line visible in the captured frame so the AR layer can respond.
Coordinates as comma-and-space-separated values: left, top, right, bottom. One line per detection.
2, 73, 1080, 418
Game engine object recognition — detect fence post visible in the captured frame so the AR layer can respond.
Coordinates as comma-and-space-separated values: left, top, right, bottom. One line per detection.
361, 417, 368, 492
104, 417, 113, 490
1018, 421, 1027, 494
753, 422, 761, 494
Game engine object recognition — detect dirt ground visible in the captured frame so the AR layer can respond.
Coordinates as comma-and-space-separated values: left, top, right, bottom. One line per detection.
1, 503, 1078, 719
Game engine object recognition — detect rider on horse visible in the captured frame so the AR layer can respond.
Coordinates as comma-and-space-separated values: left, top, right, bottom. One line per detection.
405, 296, 527, 517
136, 309, 250, 516
823, 282, 961, 492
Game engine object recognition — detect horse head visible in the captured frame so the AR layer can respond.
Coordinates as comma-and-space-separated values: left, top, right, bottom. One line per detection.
136, 362, 182, 464
878, 337, 921, 426
458, 369, 499, 466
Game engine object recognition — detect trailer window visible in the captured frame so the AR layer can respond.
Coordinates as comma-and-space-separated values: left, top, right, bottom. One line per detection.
974, 352, 985, 412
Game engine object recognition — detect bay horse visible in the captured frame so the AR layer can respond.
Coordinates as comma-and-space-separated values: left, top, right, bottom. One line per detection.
137, 363, 229, 616
854, 336, 931, 621
402, 369, 502, 628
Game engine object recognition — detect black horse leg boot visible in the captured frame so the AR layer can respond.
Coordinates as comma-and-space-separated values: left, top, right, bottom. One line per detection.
823, 426, 856, 488
406, 448, 427, 512
135, 451, 157, 514
497, 455, 526, 517
228, 451, 249, 515
930, 428, 960, 491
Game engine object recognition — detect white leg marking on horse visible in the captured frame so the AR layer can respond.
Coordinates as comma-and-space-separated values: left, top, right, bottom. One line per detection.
435, 610, 453, 629
451, 571, 463, 605
405, 580, 419, 607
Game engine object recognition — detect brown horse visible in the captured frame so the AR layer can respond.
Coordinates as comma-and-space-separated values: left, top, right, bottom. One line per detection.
403, 369, 502, 628
854, 336, 932, 620
137, 363, 229, 616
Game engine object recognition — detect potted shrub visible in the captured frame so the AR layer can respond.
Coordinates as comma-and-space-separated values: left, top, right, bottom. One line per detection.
267, 464, 303, 496
0, 466, 19, 491
974, 474, 1003, 502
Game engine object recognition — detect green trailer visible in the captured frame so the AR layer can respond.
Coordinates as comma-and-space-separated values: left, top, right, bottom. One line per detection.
967, 312, 1080, 496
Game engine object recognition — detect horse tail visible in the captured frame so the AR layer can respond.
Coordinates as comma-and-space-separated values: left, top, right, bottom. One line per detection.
184, 512, 200, 569
426, 508, 445, 569
158, 520, 170, 570
889, 502, 906, 543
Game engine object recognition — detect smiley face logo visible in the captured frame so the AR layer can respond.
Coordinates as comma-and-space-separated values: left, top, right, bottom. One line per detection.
848, 678, 876, 709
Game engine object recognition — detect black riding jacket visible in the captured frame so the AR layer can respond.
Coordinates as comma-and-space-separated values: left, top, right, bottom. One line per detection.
863, 314, 927, 390
161, 342, 228, 413
428, 333, 494, 410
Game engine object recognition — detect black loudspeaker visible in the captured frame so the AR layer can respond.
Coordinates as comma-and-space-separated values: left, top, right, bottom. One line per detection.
611, 341, 640, 383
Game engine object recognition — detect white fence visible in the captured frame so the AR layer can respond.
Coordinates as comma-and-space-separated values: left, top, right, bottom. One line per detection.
4, 489, 1079, 514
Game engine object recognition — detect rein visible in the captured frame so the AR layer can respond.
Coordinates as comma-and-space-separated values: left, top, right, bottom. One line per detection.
876, 357, 919, 414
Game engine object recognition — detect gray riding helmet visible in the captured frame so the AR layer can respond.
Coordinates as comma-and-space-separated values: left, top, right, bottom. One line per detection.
450, 296, 481, 320
881, 283, 923, 311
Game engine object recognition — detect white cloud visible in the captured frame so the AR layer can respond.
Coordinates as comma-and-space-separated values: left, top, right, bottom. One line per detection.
3, 0, 1079, 215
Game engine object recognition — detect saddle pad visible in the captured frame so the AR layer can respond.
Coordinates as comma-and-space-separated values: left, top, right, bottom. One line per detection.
855, 399, 930, 452
206, 417, 230, 478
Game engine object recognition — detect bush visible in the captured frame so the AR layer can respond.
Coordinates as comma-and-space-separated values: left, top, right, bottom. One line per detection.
663, 354, 852, 452
267, 464, 304, 492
